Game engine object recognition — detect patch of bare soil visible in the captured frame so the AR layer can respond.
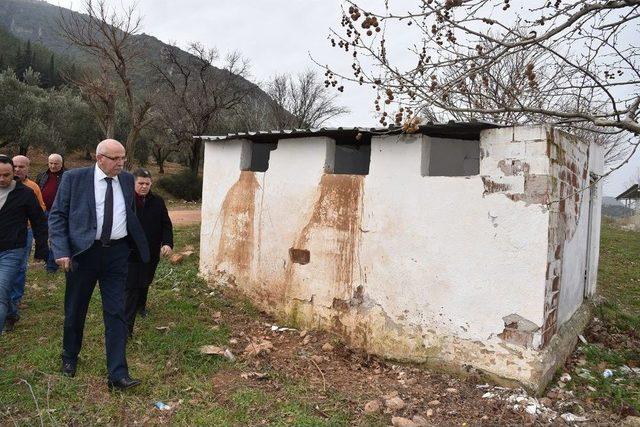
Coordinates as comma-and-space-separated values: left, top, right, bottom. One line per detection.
168, 209, 201, 226
204, 287, 625, 425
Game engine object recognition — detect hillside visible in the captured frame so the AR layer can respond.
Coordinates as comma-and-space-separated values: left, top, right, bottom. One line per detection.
0, 0, 272, 103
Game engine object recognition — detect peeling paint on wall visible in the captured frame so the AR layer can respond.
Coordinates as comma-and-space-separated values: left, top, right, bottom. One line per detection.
200, 125, 602, 392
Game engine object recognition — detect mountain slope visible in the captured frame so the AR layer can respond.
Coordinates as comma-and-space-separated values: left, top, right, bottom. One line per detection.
0, 0, 270, 104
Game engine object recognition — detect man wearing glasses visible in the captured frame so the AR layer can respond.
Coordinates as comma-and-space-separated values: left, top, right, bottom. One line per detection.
49, 139, 149, 391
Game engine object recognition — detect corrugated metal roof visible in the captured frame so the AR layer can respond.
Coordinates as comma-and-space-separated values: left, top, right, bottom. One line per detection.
616, 184, 640, 200
197, 120, 502, 143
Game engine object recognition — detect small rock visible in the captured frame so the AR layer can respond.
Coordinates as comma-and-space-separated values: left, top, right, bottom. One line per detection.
385, 396, 406, 411
546, 390, 559, 399
302, 335, 311, 345
384, 390, 399, 399
427, 399, 440, 407
482, 392, 496, 399
561, 412, 588, 422
391, 416, 417, 427
539, 397, 552, 407
445, 387, 458, 393
229, 338, 238, 345
560, 373, 572, 383
363, 400, 380, 414
299, 330, 308, 338
322, 343, 334, 352
311, 355, 324, 364
412, 415, 428, 426
622, 416, 640, 426
223, 348, 236, 362
169, 253, 183, 264
426, 409, 434, 417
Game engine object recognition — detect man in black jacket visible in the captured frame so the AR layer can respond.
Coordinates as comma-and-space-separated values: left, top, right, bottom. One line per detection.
125, 168, 173, 336
0, 155, 48, 334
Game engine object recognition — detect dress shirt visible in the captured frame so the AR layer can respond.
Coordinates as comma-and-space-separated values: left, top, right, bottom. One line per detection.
94, 164, 127, 240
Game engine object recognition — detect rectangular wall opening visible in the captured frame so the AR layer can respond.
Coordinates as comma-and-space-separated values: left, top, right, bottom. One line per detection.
422, 138, 480, 176
331, 143, 371, 175
241, 141, 278, 172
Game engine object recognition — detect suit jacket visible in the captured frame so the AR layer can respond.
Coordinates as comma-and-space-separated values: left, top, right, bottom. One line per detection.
48, 166, 150, 262
133, 191, 173, 264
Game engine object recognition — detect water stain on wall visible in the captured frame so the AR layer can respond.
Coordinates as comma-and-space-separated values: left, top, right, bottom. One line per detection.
285, 174, 365, 303
215, 171, 259, 274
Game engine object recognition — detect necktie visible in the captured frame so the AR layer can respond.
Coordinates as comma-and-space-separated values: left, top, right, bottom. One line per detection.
100, 177, 114, 245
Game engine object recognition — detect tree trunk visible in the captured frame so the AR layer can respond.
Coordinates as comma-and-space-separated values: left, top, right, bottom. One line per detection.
189, 139, 202, 173
124, 126, 142, 170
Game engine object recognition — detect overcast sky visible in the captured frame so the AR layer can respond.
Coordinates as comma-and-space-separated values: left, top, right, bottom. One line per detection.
50, 0, 639, 196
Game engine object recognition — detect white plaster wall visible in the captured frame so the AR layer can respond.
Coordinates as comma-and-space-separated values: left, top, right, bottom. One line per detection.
586, 142, 604, 296
200, 140, 247, 276
359, 133, 549, 343
199, 125, 571, 387
557, 136, 604, 323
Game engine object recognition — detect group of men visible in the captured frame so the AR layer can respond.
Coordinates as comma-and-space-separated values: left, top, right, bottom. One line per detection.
0, 139, 174, 391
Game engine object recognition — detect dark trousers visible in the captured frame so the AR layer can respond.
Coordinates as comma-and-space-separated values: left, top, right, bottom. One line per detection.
62, 240, 130, 381
125, 260, 157, 336
137, 285, 150, 313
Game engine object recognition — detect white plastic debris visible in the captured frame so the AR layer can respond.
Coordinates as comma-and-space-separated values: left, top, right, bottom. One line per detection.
578, 334, 587, 344
155, 401, 170, 411
561, 412, 588, 422
482, 392, 497, 399
602, 369, 613, 378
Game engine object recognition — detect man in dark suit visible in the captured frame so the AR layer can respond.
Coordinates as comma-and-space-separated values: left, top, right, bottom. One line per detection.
125, 168, 173, 336
49, 139, 149, 391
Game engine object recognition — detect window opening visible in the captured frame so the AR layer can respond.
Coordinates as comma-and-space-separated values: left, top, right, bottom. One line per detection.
422, 139, 479, 176
331, 143, 371, 175
242, 141, 278, 172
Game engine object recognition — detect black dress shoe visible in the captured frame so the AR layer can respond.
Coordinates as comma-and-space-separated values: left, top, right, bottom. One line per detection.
61, 362, 76, 377
107, 375, 141, 391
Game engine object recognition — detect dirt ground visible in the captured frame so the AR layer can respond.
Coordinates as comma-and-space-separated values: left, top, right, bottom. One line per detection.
188, 284, 632, 426
168, 209, 201, 226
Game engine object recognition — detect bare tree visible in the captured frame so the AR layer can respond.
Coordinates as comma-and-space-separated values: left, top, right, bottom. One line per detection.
58, 0, 152, 168
266, 70, 350, 129
325, 0, 640, 174
153, 43, 251, 172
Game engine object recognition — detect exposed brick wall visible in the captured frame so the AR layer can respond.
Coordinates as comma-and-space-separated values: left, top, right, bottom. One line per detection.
540, 129, 590, 346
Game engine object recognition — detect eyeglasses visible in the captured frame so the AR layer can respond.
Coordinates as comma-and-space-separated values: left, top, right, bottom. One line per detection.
100, 154, 127, 162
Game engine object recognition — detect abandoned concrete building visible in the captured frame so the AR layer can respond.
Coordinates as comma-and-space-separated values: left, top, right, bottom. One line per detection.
198, 123, 604, 393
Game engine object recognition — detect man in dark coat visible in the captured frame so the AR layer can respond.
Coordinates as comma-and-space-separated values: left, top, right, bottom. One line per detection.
36, 153, 66, 273
125, 168, 173, 337
0, 155, 48, 334
49, 140, 149, 390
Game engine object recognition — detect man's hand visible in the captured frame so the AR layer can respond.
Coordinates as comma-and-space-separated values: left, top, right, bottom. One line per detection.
160, 245, 172, 257
56, 257, 71, 272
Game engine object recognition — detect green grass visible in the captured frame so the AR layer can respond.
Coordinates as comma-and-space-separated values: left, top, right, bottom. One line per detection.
0, 225, 350, 425
2, 221, 639, 423
567, 222, 640, 413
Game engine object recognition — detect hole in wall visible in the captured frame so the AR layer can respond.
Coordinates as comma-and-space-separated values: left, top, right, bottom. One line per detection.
289, 248, 310, 265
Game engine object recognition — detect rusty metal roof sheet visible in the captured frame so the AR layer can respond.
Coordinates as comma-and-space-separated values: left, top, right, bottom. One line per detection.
197, 120, 502, 143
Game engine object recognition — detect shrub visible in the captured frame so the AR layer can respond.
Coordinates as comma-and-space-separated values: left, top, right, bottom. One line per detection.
157, 170, 202, 201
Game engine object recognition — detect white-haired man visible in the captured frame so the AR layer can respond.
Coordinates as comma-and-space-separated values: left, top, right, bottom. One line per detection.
49, 140, 149, 390
36, 153, 65, 273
